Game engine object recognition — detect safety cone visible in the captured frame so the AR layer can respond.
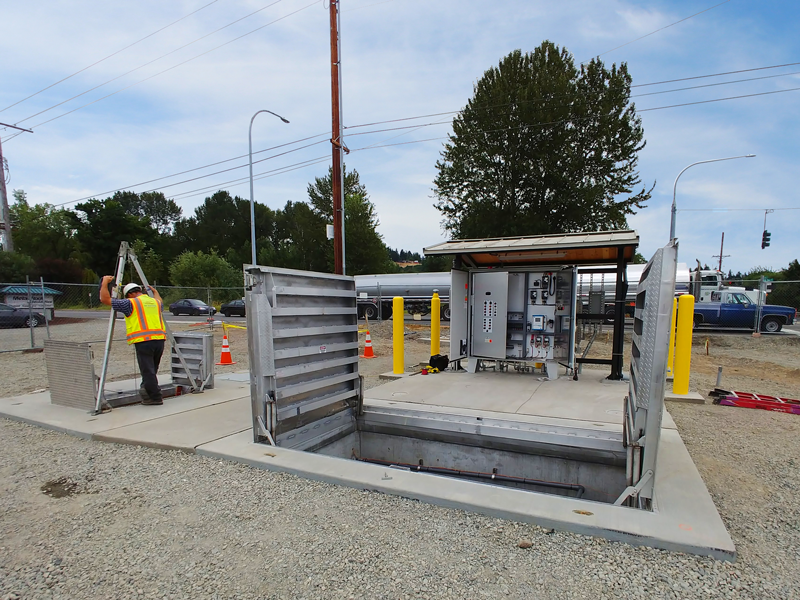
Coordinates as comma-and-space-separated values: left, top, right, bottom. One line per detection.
216, 334, 237, 365
360, 330, 375, 359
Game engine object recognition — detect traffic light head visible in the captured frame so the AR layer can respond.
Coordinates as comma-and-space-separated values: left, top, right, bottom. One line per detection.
761, 230, 771, 249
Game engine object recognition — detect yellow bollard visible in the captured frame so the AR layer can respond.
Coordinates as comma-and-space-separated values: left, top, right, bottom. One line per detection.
666, 297, 677, 378
431, 292, 440, 357
673, 294, 695, 395
393, 296, 404, 375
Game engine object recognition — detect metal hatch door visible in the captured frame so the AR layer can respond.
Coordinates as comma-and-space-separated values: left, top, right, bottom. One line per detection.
620, 241, 677, 508
470, 271, 508, 359
245, 266, 360, 451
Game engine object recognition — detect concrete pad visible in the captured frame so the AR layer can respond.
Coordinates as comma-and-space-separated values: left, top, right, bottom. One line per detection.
379, 371, 416, 380
197, 427, 735, 560
370, 370, 542, 413
665, 390, 706, 404
94, 396, 252, 452
0, 378, 250, 439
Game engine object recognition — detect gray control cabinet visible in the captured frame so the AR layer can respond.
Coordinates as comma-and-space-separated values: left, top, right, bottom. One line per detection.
461, 267, 577, 379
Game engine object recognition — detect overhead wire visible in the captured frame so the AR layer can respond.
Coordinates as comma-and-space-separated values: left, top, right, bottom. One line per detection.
0, 0, 221, 115
582, 0, 733, 63
5, 0, 316, 138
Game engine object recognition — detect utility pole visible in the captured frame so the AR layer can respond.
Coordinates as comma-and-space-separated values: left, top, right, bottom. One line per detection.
329, 0, 346, 274
0, 122, 34, 252
711, 232, 730, 272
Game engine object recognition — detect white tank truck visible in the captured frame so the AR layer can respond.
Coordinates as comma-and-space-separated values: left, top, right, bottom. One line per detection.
354, 272, 452, 320
355, 265, 694, 322
576, 263, 691, 321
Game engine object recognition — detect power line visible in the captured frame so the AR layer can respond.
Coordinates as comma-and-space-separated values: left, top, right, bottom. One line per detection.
633, 61, 800, 88
679, 207, 800, 212
633, 70, 800, 97
0, 0, 221, 115
7, 0, 316, 136
12, 0, 288, 127
638, 86, 800, 112
583, 0, 733, 63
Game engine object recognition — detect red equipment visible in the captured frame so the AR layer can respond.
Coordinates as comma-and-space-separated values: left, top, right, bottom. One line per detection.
718, 391, 800, 415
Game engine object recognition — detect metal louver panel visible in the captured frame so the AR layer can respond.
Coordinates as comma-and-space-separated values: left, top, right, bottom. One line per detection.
45, 340, 97, 411
245, 266, 360, 451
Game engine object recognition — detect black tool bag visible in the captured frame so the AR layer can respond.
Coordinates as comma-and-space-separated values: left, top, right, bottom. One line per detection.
429, 354, 449, 371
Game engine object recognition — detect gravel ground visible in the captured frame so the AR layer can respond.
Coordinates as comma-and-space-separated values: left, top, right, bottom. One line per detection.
2, 322, 800, 598
2, 417, 797, 600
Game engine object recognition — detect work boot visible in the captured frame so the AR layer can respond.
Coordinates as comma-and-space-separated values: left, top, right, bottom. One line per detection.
141, 398, 163, 406
139, 385, 150, 401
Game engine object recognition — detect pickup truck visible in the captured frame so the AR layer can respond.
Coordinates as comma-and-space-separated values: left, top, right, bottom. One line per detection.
693, 291, 796, 332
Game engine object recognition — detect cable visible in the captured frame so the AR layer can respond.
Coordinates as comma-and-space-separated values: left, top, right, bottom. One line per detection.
633, 70, 800, 97
13, 0, 288, 127
0, 0, 221, 115
633, 61, 800, 88
582, 0, 733, 63
638, 86, 800, 112
678, 207, 800, 212
64, 135, 328, 206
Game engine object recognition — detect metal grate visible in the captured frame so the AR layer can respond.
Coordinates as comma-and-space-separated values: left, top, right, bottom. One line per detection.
171, 332, 214, 390
245, 266, 360, 451
45, 340, 96, 410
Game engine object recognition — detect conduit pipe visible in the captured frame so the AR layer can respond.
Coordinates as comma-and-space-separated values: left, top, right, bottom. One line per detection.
359, 457, 585, 498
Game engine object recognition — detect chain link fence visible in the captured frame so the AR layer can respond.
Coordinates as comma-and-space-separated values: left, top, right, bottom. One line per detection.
0, 282, 247, 399
0, 282, 245, 352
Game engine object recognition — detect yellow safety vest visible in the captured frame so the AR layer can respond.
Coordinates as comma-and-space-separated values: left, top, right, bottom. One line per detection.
124, 295, 166, 344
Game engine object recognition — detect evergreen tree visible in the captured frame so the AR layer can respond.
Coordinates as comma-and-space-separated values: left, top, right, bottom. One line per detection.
434, 42, 651, 239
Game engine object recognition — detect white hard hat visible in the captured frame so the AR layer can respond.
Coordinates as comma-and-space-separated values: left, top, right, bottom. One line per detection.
123, 283, 142, 296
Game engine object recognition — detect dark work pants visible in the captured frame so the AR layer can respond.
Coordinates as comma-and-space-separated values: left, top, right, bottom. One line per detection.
135, 339, 165, 401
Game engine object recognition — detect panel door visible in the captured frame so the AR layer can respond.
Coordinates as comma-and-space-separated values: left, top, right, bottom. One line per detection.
470, 271, 508, 359
450, 269, 469, 359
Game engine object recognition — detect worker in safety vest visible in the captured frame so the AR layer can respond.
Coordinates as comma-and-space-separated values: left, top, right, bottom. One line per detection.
100, 276, 167, 405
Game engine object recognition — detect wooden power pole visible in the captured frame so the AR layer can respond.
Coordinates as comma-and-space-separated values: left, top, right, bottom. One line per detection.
329, 0, 346, 274
0, 123, 33, 252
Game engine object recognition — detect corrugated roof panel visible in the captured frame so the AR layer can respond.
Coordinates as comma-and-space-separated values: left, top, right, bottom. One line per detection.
424, 230, 638, 255
0, 285, 63, 295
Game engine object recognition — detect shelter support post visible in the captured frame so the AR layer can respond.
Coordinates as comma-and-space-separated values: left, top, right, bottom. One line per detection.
609, 248, 629, 380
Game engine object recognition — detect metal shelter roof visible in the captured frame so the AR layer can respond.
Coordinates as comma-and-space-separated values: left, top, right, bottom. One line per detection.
0, 285, 63, 295
423, 230, 639, 267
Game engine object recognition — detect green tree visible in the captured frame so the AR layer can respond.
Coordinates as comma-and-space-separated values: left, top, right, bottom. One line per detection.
131, 240, 168, 285
68, 199, 155, 275
0, 251, 36, 282
111, 191, 182, 234
306, 166, 395, 275
168, 250, 242, 289
267, 201, 328, 271
9, 190, 80, 262
434, 43, 651, 239
174, 191, 276, 269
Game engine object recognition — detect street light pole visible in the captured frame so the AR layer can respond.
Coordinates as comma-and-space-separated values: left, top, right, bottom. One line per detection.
249, 110, 289, 266
670, 154, 755, 240
0, 121, 34, 252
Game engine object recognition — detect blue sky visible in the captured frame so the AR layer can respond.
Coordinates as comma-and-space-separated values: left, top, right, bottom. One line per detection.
1, 0, 798, 274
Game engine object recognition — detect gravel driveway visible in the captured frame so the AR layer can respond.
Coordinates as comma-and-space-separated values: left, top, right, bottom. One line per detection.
1, 415, 798, 600
2, 323, 800, 598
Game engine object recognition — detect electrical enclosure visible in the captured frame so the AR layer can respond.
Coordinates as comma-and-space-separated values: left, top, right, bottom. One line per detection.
457, 268, 577, 379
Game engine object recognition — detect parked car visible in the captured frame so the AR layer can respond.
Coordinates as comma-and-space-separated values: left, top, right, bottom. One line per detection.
220, 299, 245, 317
168, 299, 217, 317
0, 303, 45, 328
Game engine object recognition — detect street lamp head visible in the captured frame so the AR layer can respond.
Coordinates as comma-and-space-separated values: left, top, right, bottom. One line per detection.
745, 154, 756, 158
280, 117, 290, 124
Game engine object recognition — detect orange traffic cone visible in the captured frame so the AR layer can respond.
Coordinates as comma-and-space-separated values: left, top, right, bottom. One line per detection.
360, 330, 375, 359
216, 334, 237, 365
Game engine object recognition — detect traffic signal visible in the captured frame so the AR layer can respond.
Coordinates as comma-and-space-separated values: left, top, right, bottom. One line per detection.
761, 230, 771, 249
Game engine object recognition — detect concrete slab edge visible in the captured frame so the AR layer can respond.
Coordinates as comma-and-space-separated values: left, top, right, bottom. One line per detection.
665, 391, 706, 404
0, 413, 94, 440
196, 439, 735, 561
